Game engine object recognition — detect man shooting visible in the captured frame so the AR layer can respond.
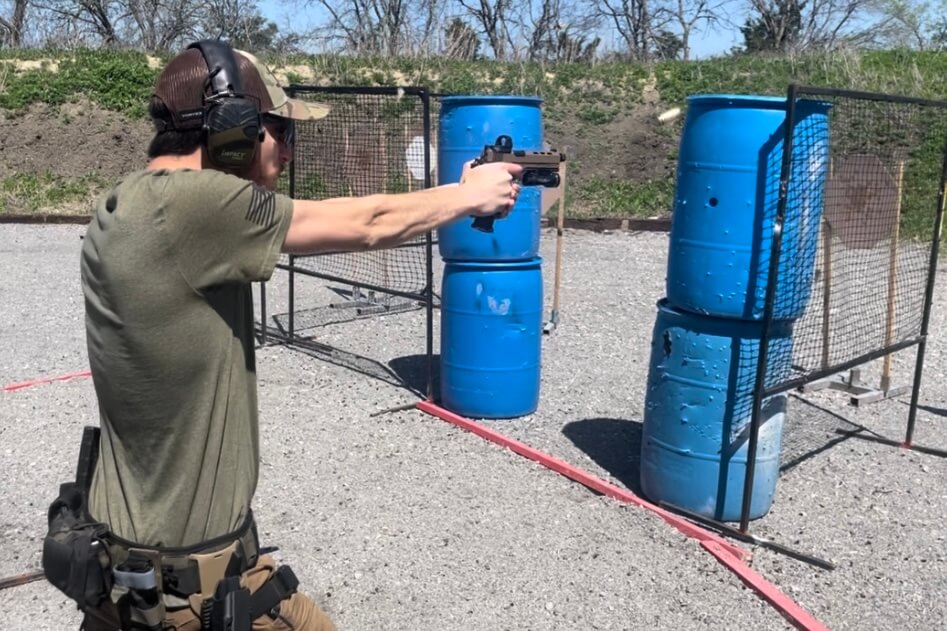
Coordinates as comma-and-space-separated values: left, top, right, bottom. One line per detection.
45, 40, 521, 631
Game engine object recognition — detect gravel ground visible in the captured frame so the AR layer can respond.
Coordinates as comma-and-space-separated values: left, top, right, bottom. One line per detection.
1, 223, 945, 630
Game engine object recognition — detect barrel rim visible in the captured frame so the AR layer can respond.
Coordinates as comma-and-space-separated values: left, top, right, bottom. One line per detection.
439, 95, 544, 105
687, 93, 786, 103
684, 93, 833, 111
654, 298, 794, 334
443, 257, 544, 270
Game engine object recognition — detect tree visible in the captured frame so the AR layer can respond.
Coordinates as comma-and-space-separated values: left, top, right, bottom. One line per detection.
36, 0, 122, 46
591, 0, 654, 60
932, 16, 947, 48
652, 27, 683, 58
522, 0, 562, 60
740, 0, 883, 53
128, 0, 204, 51
457, 0, 513, 59
22, 0, 273, 50
514, 0, 602, 62
740, 0, 803, 51
875, 0, 928, 48
552, 28, 602, 61
305, 0, 448, 56
869, 0, 947, 50
205, 1, 283, 52
444, 16, 480, 58
658, 0, 725, 60
0, 0, 29, 47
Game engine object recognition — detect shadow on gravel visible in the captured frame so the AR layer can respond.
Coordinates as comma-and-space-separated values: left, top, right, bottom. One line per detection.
389, 353, 439, 398
268, 299, 422, 333
562, 418, 644, 495
257, 324, 411, 391
781, 394, 886, 474
908, 401, 947, 419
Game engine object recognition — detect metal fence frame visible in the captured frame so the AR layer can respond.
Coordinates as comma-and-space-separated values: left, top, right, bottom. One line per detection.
740, 84, 947, 533
657, 84, 947, 568
258, 85, 437, 399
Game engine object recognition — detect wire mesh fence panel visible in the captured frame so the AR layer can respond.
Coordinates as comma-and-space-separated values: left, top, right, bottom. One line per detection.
257, 87, 437, 396
281, 88, 433, 300
765, 89, 947, 392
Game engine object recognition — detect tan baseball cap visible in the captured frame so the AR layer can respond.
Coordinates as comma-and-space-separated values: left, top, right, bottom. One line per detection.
153, 44, 329, 130
234, 49, 330, 121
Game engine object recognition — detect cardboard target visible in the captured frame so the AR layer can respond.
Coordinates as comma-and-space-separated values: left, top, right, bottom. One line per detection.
823, 154, 901, 249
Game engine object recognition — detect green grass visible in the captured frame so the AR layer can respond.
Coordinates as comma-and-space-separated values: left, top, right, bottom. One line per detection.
899, 117, 947, 240
3, 48, 947, 225
291, 172, 328, 199
0, 172, 108, 214
0, 50, 155, 117
4, 48, 947, 121
570, 177, 675, 218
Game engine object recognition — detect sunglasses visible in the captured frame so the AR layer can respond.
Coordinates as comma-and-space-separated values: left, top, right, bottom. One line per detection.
262, 114, 295, 148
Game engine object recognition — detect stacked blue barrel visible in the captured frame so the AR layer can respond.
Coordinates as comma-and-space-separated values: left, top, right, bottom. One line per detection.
437, 96, 546, 419
640, 95, 831, 520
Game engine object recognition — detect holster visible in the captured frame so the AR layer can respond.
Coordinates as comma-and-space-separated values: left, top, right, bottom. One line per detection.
42, 426, 113, 610
42, 481, 113, 609
208, 576, 251, 631
42, 426, 296, 630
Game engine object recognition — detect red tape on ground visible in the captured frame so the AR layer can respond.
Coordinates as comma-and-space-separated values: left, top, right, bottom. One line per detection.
2, 370, 91, 392
417, 400, 747, 559
702, 540, 830, 631
417, 400, 830, 631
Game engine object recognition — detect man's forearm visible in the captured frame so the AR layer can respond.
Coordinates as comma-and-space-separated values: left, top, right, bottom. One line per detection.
359, 184, 478, 250
283, 183, 477, 254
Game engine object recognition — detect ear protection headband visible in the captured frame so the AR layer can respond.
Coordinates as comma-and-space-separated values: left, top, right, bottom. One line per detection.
187, 40, 264, 169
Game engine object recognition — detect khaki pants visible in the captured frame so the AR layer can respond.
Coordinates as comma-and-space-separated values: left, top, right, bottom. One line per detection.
82, 555, 336, 631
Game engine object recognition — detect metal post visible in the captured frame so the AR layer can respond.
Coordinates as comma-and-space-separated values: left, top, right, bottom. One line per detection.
905, 141, 947, 445
288, 125, 297, 342
260, 282, 267, 345
740, 83, 800, 533
422, 90, 435, 401
289, 255, 296, 340
820, 214, 832, 368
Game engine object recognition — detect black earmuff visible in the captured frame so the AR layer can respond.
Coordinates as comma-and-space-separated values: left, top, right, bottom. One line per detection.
187, 40, 264, 170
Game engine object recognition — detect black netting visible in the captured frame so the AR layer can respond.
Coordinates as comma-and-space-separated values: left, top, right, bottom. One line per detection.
703, 88, 947, 527
764, 89, 947, 391
778, 393, 881, 475
259, 87, 436, 395
280, 88, 433, 299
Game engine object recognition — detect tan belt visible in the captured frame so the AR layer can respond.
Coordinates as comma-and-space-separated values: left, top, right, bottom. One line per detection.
106, 514, 260, 628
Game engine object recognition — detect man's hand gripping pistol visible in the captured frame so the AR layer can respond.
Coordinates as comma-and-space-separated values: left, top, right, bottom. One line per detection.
470, 135, 566, 233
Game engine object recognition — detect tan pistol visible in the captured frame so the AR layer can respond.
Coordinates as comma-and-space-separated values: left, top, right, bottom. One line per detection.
470, 135, 566, 233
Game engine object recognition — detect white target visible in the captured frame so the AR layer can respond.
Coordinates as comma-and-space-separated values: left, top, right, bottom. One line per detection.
405, 135, 435, 181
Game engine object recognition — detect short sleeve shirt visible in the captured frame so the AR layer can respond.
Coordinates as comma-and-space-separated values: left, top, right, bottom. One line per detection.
82, 168, 293, 547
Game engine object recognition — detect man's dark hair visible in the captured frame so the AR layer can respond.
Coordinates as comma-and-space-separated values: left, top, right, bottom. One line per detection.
147, 96, 203, 159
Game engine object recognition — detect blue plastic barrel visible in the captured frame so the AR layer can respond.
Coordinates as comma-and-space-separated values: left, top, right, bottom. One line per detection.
667, 94, 831, 320
437, 96, 544, 261
640, 299, 793, 521
440, 258, 543, 418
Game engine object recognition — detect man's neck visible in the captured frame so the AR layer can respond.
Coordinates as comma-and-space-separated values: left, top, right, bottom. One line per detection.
147, 151, 202, 171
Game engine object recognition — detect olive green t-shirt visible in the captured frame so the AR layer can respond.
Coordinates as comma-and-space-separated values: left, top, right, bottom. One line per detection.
81, 168, 293, 547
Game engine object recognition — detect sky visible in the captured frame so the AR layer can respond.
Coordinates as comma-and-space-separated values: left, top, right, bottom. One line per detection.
256, 0, 743, 60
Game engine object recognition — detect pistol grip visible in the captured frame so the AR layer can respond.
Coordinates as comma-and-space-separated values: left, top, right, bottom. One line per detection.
471, 215, 497, 233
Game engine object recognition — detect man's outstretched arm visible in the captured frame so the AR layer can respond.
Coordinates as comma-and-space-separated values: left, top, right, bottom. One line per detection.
282, 161, 522, 254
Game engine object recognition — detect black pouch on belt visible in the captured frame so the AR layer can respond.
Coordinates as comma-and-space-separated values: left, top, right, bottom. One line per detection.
41, 426, 113, 609
42, 481, 113, 607
210, 576, 252, 631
